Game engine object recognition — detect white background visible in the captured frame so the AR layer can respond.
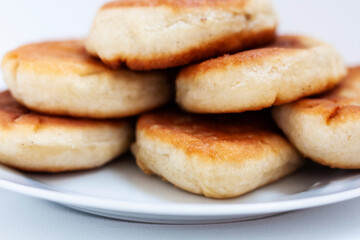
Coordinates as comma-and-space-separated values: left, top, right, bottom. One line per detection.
0, 0, 360, 239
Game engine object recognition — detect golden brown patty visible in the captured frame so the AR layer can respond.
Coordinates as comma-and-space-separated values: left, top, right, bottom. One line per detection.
0, 91, 133, 172
131, 108, 303, 198
273, 67, 360, 169
86, 0, 277, 70
176, 35, 347, 113
1, 40, 174, 119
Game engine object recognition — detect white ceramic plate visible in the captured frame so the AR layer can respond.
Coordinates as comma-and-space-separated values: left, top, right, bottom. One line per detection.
0, 155, 360, 224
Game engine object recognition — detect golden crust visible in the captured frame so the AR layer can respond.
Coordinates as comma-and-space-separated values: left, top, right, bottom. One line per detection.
0, 90, 134, 172
272, 67, 360, 169
2, 40, 109, 76
87, 0, 277, 70
287, 67, 360, 126
137, 108, 290, 162
0, 91, 126, 129
176, 35, 346, 113
2, 40, 174, 119
178, 35, 315, 79
102, 0, 248, 9
133, 107, 303, 198
99, 28, 276, 71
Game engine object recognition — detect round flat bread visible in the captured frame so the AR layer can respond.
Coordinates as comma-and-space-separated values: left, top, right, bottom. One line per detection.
0, 91, 133, 172
131, 108, 303, 198
86, 0, 277, 70
176, 35, 347, 113
1, 40, 174, 119
273, 66, 360, 169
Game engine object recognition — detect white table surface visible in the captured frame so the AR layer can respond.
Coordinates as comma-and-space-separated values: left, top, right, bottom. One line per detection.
1, 188, 360, 240
0, 0, 360, 239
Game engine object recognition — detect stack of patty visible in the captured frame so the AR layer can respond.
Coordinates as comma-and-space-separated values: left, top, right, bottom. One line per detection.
0, 0, 357, 199
0, 41, 174, 172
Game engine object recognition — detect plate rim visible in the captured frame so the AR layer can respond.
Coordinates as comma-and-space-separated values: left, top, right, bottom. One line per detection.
1, 169, 360, 216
